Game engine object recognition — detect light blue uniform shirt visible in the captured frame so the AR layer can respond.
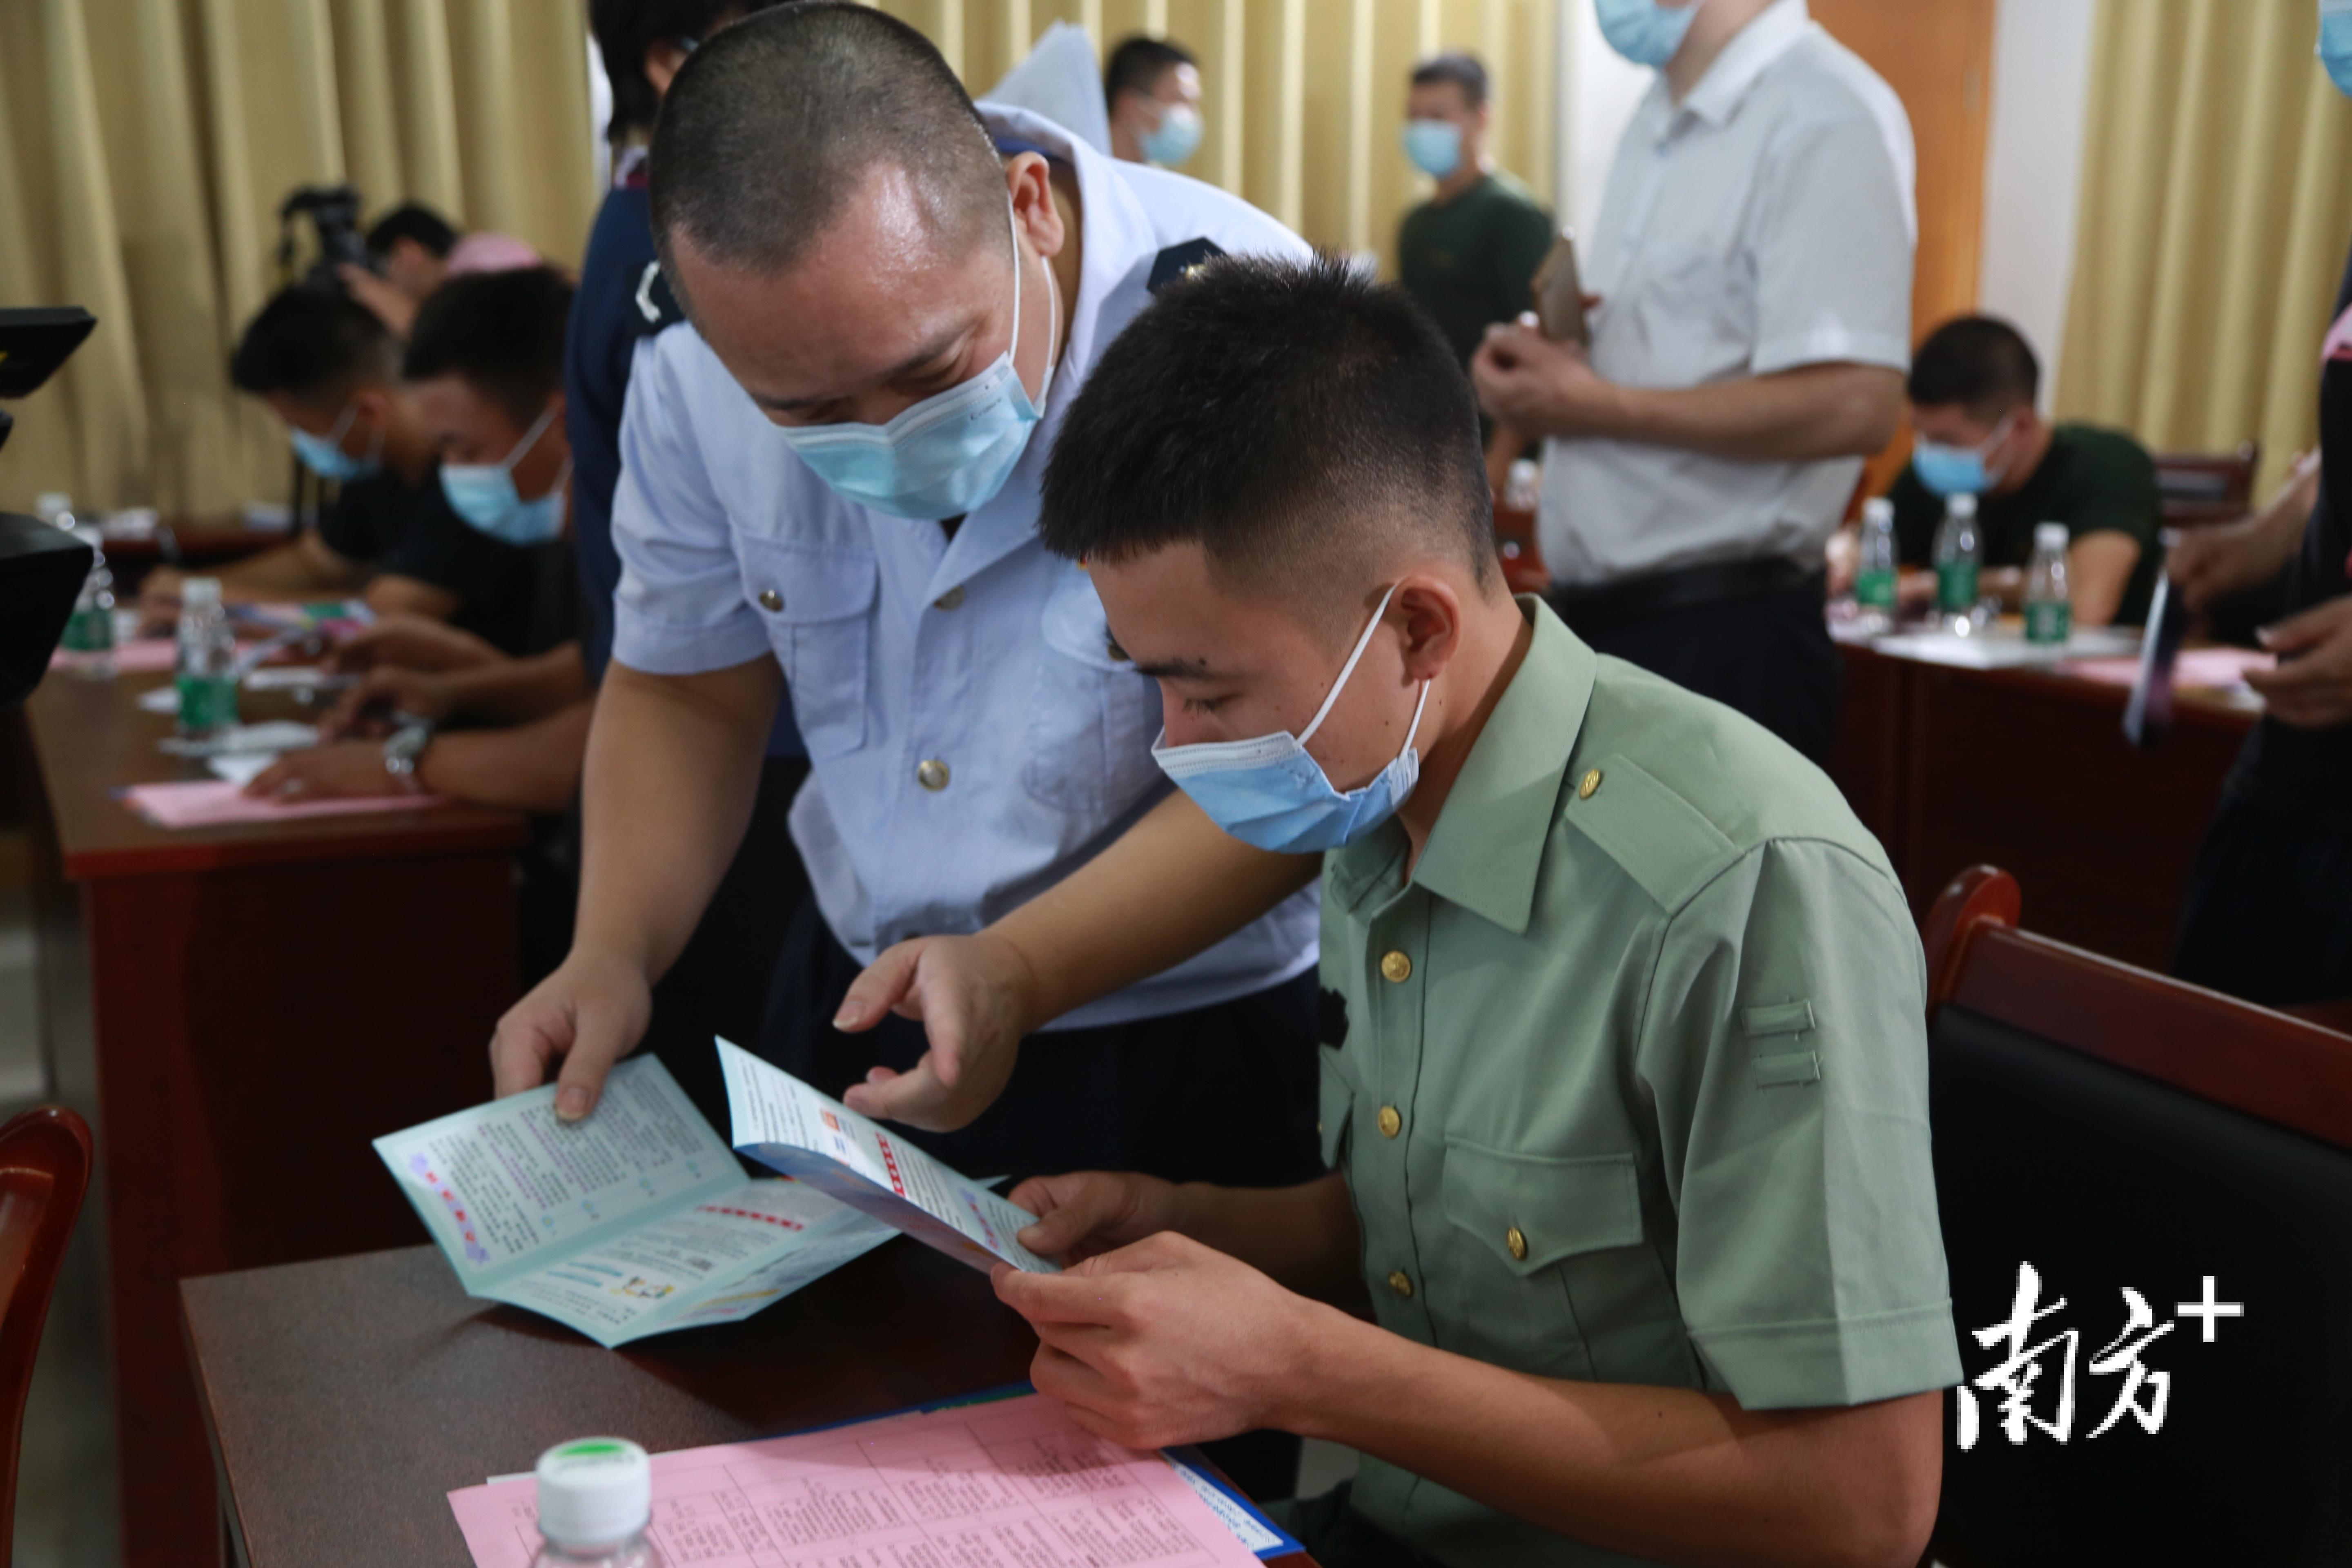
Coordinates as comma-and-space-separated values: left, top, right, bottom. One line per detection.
610, 105, 1319, 1030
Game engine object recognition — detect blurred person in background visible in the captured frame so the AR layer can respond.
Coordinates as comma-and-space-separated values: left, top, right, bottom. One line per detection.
1105, 35, 1203, 169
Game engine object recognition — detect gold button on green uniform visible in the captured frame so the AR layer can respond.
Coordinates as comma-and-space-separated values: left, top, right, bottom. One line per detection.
1376, 1105, 1402, 1138
1314, 599, 1961, 1568
915, 759, 950, 791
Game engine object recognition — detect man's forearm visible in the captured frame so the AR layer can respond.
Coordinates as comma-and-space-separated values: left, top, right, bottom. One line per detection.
987, 792, 1319, 1030
575, 657, 782, 980
439, 642, 591, 724
1577, 363, 1902, 463
1278, 1319, 1940, 1568
416, 702, 593, 813
1175, 1174, 1364, 1305
210, 536, 365, 597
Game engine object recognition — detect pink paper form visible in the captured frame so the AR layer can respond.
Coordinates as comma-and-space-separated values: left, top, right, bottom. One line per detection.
447, 1391, 1272, 1568
120, 779, 450, 828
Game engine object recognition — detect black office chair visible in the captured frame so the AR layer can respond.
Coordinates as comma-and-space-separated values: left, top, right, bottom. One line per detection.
1922, 867, 2352, 1566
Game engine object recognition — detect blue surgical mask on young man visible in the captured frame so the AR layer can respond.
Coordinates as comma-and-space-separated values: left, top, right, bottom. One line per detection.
1401, 119, 1464, 179
440, 404, 569, 545
1141, 102, 1204, 167
1594, 0, 1699, 69
2322, 0, 2352, 97
289, 400, 383, 483
775, 197, 1059, 521
1152, 584, 1431, 854
1911, 412, 2016, 498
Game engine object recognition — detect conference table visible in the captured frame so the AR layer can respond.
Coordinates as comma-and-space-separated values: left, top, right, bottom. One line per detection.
13, 665, 529, 1568
1828, 625, 2261, 972
181, 1241, 1317, 1568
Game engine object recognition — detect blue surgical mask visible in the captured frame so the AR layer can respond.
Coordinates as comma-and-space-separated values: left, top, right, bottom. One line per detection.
775, 198, 1058, 521
1401, 119, 1464, 179
290, 400, 383, 483
1152, 585, 1431, 854
439, 405, 570, 544
1141, 102, 1204, 167
1911, 412, 2016, 498
2322, 0, 2352, 97
1595, 0, 1699, 69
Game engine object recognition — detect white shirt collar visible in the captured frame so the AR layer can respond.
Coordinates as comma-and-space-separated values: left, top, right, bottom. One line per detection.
1672, 0, 1813, 130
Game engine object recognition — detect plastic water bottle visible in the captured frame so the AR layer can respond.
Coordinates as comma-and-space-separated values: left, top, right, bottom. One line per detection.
1854, 497, 1898, 631
1932, 492, 1981, 633
2024, 521, 2072, 648
174, 577, 239, 739
58, 525, 117, 678
530, 1439, 659, 1568
1503, 458, 1541, 514
33, 491, 75, 531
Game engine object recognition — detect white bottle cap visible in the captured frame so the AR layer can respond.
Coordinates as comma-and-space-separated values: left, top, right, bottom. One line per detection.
1862, 497, 1893, 525
2034, 522, 2069, 550
180, 576, 222, 608
1507, 458, 1539, 487
535, 1438, 652, 1549
1948, 492, 1977, 518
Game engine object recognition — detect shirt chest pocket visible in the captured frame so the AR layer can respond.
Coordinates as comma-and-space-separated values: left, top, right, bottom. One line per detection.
738, 542, 876, 760
1437, 1141, 1651, 1379
1019, 570, 1163, 820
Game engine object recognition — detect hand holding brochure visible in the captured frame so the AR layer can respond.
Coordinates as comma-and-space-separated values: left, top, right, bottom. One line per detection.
719, 1038, 1058, 1274
372, 1058, 894, 1346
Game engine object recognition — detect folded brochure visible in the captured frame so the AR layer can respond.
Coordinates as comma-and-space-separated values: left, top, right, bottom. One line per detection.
377, 1045, 1052, 1345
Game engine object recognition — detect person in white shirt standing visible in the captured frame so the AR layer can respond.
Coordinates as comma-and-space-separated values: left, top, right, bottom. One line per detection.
1471, 0, 1913, 761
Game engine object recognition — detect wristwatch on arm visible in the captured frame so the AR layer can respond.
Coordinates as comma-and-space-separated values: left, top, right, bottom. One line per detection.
381, 716, 435, 795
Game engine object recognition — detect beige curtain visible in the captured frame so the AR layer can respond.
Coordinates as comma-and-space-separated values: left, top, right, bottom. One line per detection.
0, 0, 596, 519
877, 0, 1558, 276
2058, 0, 2352, 495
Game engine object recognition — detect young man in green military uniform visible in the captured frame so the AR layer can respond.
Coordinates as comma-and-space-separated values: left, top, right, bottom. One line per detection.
1884, 314, 2163, 626
931, 257, 1958, 1567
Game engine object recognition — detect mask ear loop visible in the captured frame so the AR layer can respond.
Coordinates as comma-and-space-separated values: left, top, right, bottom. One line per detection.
497, 403, 561, 473
1300, 583, 1406, 747
1005, 189, 1061, 412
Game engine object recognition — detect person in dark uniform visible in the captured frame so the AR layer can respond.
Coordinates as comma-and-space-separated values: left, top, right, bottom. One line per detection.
2171, 229, 2352, 1001
571, 0, 805, 1125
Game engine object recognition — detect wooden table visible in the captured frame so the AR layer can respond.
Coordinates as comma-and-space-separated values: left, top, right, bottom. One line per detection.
182, 1243, 1314, 1568
13, 669, 530, 1568
1829, 639, 2258, 971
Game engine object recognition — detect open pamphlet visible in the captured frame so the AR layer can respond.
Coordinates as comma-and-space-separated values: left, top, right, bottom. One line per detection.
373, 1058, 895, 1346
719, 1038, 1058, 1274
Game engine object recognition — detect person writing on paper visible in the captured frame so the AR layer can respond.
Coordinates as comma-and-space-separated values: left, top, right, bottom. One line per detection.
973, 256, 1951, 1567
248, 268, 591, 814
1104, 36, 1204, 169
1871, 315, 2160, 627
1468, 0, 1913, 762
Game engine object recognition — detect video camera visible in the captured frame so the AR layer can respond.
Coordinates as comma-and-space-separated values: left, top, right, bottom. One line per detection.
277, 183, 372, 291
1, 307, 100, 710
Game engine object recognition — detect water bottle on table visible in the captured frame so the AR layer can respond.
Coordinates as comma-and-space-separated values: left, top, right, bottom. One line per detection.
2024, 521, 2072, 650
531, 1438, 659, 1567
58, 526, 116, 678
1854, 497, 1898, 632
174, 577, 239, 740
1931, 492, 1981, 634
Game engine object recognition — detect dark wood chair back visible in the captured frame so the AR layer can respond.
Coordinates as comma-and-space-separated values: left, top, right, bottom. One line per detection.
0, 1106, 92, 1548
1921, 867, 2352, 1566
2152, 442, 2259, 525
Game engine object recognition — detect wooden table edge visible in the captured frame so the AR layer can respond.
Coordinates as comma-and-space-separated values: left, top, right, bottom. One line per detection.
59, 809, 531, 879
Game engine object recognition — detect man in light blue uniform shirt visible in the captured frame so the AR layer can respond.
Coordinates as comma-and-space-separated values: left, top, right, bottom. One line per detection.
490, 4, 1324, 1338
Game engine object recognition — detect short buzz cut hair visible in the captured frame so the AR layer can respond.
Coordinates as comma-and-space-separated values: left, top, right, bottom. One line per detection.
1909, 314, 2040, 420
649, 2, 1005, 301
1039, 254, 1496, 628
1410, 52, 1488, 110
402, 267, 575, 427
229, 285, 401, 403
365, 203, 459, 259
1105, 35, 1196, 107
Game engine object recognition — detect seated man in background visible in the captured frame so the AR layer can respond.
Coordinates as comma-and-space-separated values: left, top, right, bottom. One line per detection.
340, 201, 543, 337
249, 267, 589, 816
174, 283, 571, 657
1104, 34, 1203, 168
969, 255, 1952, 1568
1884, 314, 2160, 626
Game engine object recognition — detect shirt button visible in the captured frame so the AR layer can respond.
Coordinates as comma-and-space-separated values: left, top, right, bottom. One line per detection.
1388, 1270, 1414, 1299
1507, 1226, 1528, 1261
916, 759, 950, 791
1380, 950, 1411, 983
1376, 1106, 1402, 1138
757, 588, 784, 612
933, 586, 965, 610
1579, 768, 1603, 800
